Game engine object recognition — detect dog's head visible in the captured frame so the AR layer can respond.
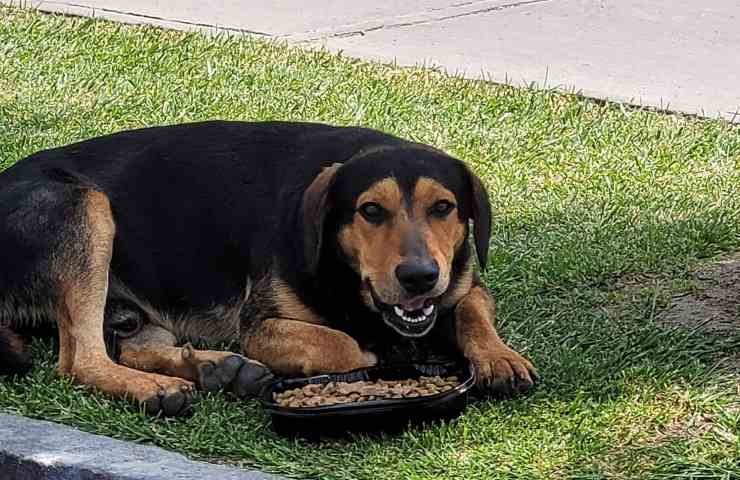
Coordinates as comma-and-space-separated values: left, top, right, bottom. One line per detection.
302, 145, 491, 338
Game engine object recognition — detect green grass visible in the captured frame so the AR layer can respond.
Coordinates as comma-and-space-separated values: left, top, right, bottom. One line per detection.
1, 6, 740, 479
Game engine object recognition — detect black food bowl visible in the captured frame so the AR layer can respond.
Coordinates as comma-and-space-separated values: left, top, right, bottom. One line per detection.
261, 360, 475, 437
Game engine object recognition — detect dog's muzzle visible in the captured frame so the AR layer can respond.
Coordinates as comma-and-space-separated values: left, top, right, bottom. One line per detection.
368, 283, 438, 337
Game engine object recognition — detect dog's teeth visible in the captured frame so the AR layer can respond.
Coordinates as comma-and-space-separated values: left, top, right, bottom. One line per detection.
405, 314, 427, 324
394, 305, 433, 324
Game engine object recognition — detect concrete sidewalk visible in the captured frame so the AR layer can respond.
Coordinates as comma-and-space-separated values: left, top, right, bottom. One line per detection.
3, 0, 740, 121
0, 413, 283, 480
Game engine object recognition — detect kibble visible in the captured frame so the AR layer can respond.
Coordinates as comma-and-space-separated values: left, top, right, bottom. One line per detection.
273, 375, 460, 408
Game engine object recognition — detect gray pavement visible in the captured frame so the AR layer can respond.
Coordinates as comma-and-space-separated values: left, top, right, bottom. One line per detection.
0, 413, 284, 480
4, 0, 739, 122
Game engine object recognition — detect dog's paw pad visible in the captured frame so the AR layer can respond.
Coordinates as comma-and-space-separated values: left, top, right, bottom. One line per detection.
229, 359, 275, 399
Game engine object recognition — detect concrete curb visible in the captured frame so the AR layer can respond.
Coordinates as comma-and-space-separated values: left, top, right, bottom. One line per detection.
0, 413, 286, 480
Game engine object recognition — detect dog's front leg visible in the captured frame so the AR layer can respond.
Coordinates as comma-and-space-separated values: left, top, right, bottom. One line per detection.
455, 282, 537, 395
243, 319, 377, 377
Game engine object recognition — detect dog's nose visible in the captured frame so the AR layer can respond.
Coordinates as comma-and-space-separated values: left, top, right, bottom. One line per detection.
395, 261, 439, 295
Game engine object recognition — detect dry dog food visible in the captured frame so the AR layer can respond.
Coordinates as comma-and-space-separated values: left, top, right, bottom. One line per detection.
273, 375, 460, 408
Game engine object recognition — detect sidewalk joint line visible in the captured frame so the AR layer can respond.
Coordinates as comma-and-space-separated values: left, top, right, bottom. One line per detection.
287, 0, 552, 43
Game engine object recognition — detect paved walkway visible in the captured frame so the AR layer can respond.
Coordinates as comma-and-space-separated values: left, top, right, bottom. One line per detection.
0, 413, 283, 480
4, 0, 740, 121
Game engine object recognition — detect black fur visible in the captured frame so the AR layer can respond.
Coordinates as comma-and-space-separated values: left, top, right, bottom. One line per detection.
468, 171, 492, 270
0, 121, 487, 366
0, 326, 32, 376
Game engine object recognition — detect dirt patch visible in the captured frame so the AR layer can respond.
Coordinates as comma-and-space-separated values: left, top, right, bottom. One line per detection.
714, 352, 740, 374
650, 411, 738, 447
657, 253, 740, 335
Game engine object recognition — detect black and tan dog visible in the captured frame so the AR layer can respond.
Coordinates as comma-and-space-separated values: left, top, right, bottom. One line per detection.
0, 121, 536, 416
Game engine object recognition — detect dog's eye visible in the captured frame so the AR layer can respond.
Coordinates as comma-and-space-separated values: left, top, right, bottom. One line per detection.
430, 200, 455, 218
359, 202, 386, 223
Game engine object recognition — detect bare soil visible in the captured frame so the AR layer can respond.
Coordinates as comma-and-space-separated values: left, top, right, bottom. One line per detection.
657, 253, 740, 335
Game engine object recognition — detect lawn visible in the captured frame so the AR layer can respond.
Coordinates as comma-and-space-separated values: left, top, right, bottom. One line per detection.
1, 6, 739, 479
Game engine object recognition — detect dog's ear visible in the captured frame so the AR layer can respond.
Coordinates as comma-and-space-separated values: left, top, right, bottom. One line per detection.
302, 163, 342, 275
465, 167, 491, 271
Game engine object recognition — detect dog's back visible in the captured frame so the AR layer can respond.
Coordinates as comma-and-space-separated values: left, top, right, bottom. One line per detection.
1, 121, 398, 309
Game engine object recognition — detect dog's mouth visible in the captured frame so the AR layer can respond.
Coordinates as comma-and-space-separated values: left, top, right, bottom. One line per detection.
383, 301, 437, 338
367, 284, 438, 338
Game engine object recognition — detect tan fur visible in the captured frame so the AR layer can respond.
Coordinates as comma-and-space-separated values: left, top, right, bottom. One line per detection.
271, 278, 325, 325
119, 325, 236, 382
455, 284, 536, 389
413, 177, 467, 292
356, 177, 403, 210
56, 190, 116, 376
56, 191, 193, 404
243, 319, 377, 376
340, 177, 405, 273
120, 347, 200, 380
338, 177, 468, 308
413, 178, 467, 249
339, 178, 406, 307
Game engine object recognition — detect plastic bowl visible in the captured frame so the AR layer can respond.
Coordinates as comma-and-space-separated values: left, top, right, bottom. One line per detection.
261, 360, 475, 437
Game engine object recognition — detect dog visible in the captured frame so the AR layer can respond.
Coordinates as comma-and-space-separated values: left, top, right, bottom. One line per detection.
0, 121, 536, 416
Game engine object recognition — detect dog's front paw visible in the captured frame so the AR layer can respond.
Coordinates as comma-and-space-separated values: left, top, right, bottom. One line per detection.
468, 346, 537, 397
228, 358, 276, 398
181, 345, 274, 398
